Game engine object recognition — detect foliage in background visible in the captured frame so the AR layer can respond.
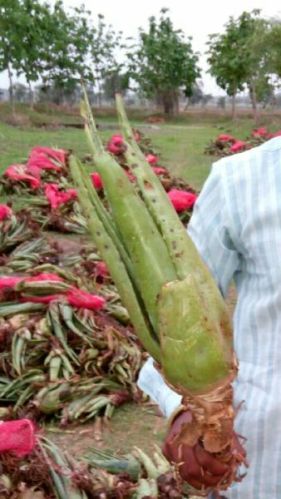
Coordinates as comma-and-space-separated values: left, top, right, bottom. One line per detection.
127, 8, 200, 116
207, 10, 274, 120
0, 0, 122, 107
2, 2, 281, 114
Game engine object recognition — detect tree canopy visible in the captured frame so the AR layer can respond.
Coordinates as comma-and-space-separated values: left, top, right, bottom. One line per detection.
127, 8, 200, 115
207, 10, 274, 119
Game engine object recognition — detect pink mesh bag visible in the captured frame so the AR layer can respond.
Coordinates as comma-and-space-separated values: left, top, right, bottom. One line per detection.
0, 419, 36, 457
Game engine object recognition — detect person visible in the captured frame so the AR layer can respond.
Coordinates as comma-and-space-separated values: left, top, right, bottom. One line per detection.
138, 136, 281, 499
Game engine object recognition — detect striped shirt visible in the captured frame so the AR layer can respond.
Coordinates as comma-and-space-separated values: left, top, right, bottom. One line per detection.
138, 136, 281, 498
187, 136, 281, 498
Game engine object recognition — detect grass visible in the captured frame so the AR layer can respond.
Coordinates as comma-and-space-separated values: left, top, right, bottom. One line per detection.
0, 109, 269, 189
0, 121, 88, 172
149, 124, 216, 188
2, 101, 281, 190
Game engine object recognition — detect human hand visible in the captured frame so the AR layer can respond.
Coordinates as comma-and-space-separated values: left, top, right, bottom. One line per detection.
163, 408, 246, 491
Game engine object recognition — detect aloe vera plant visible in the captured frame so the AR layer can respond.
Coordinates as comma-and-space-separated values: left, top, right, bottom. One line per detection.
70, 89, 245, 494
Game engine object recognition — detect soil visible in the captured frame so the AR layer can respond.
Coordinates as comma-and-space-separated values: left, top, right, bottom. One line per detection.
46, 402, 166, 457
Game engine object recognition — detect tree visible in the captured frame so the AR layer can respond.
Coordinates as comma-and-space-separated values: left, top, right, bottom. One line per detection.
41, 7, 121, 106
12, 0, 55, 107
185, 82, 212, 107
89, 14, 123, 106
207, 11, 272, 120
237, 14, 271, 121
255, 77, 275, 108
217, 96, 226, 110
0, 0, 70, 109
41, 2, 93, 96
0, 0, 24, 110
36, 81, 81, 105
207, 15, 248, 119
14, 83, 29, 103
265, 20, 281, 81
103, 70, 130, 102
127, 8, 200, 116
0, 0, 121, 108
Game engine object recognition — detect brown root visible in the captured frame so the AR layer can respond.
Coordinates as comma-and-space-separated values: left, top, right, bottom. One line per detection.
162, 363, 247, 494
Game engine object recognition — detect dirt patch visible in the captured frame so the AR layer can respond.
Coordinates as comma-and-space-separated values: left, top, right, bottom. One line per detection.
48, 233, 89, 255
47, 402, 166, 457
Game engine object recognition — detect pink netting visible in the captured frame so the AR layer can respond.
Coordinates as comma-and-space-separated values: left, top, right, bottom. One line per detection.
29, 146, 67, 165
0, 204, 13, 221
67, 288, 106, 310
168, 189, 198, 213
91, 172, 103, 190
26, 273, 63, 283
27, 154, 62, 172
0, 419, 36, 457
152, 166, 168, 176
44, 184, 77, 210
145, 153, 159, 165
4, 165, 41, 190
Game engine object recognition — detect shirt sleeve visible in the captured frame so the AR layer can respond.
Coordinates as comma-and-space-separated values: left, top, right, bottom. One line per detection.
188, 162, 241, 297
137, 357, 182, 417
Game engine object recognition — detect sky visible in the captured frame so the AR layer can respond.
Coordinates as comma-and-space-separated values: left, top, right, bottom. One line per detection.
1, 0, 280, 94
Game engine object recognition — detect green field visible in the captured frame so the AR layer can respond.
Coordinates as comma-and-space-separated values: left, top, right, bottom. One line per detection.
0, 120, 219, 188
0, 103, 271, 190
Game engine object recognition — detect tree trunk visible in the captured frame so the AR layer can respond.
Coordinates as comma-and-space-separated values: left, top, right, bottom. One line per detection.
231, 92, 236, 120
7, 64, 15, 115
162, 91, 174, 117
184, 99, 190, 111
28, 81, 34, 109
249, 83, 258, 124
173, 90, 179, 115
97, 77, 102, 107
155, 93, 162, 111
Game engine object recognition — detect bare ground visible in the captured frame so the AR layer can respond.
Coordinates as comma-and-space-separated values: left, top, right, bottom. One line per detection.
46, 402, 167, 457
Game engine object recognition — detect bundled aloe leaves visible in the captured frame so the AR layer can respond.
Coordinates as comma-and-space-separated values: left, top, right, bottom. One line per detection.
0, 433, 187, 498
0, 205, 39, 255
20, 194, 88, 235
0, 259, 142, 423
0, 145, 88, 235
0, 236, 62, 273
70, 91, 246, 494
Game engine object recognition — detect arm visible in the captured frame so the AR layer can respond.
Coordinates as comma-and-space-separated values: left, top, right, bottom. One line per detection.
137, 162, 241, 416
188, 162, 241, 297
